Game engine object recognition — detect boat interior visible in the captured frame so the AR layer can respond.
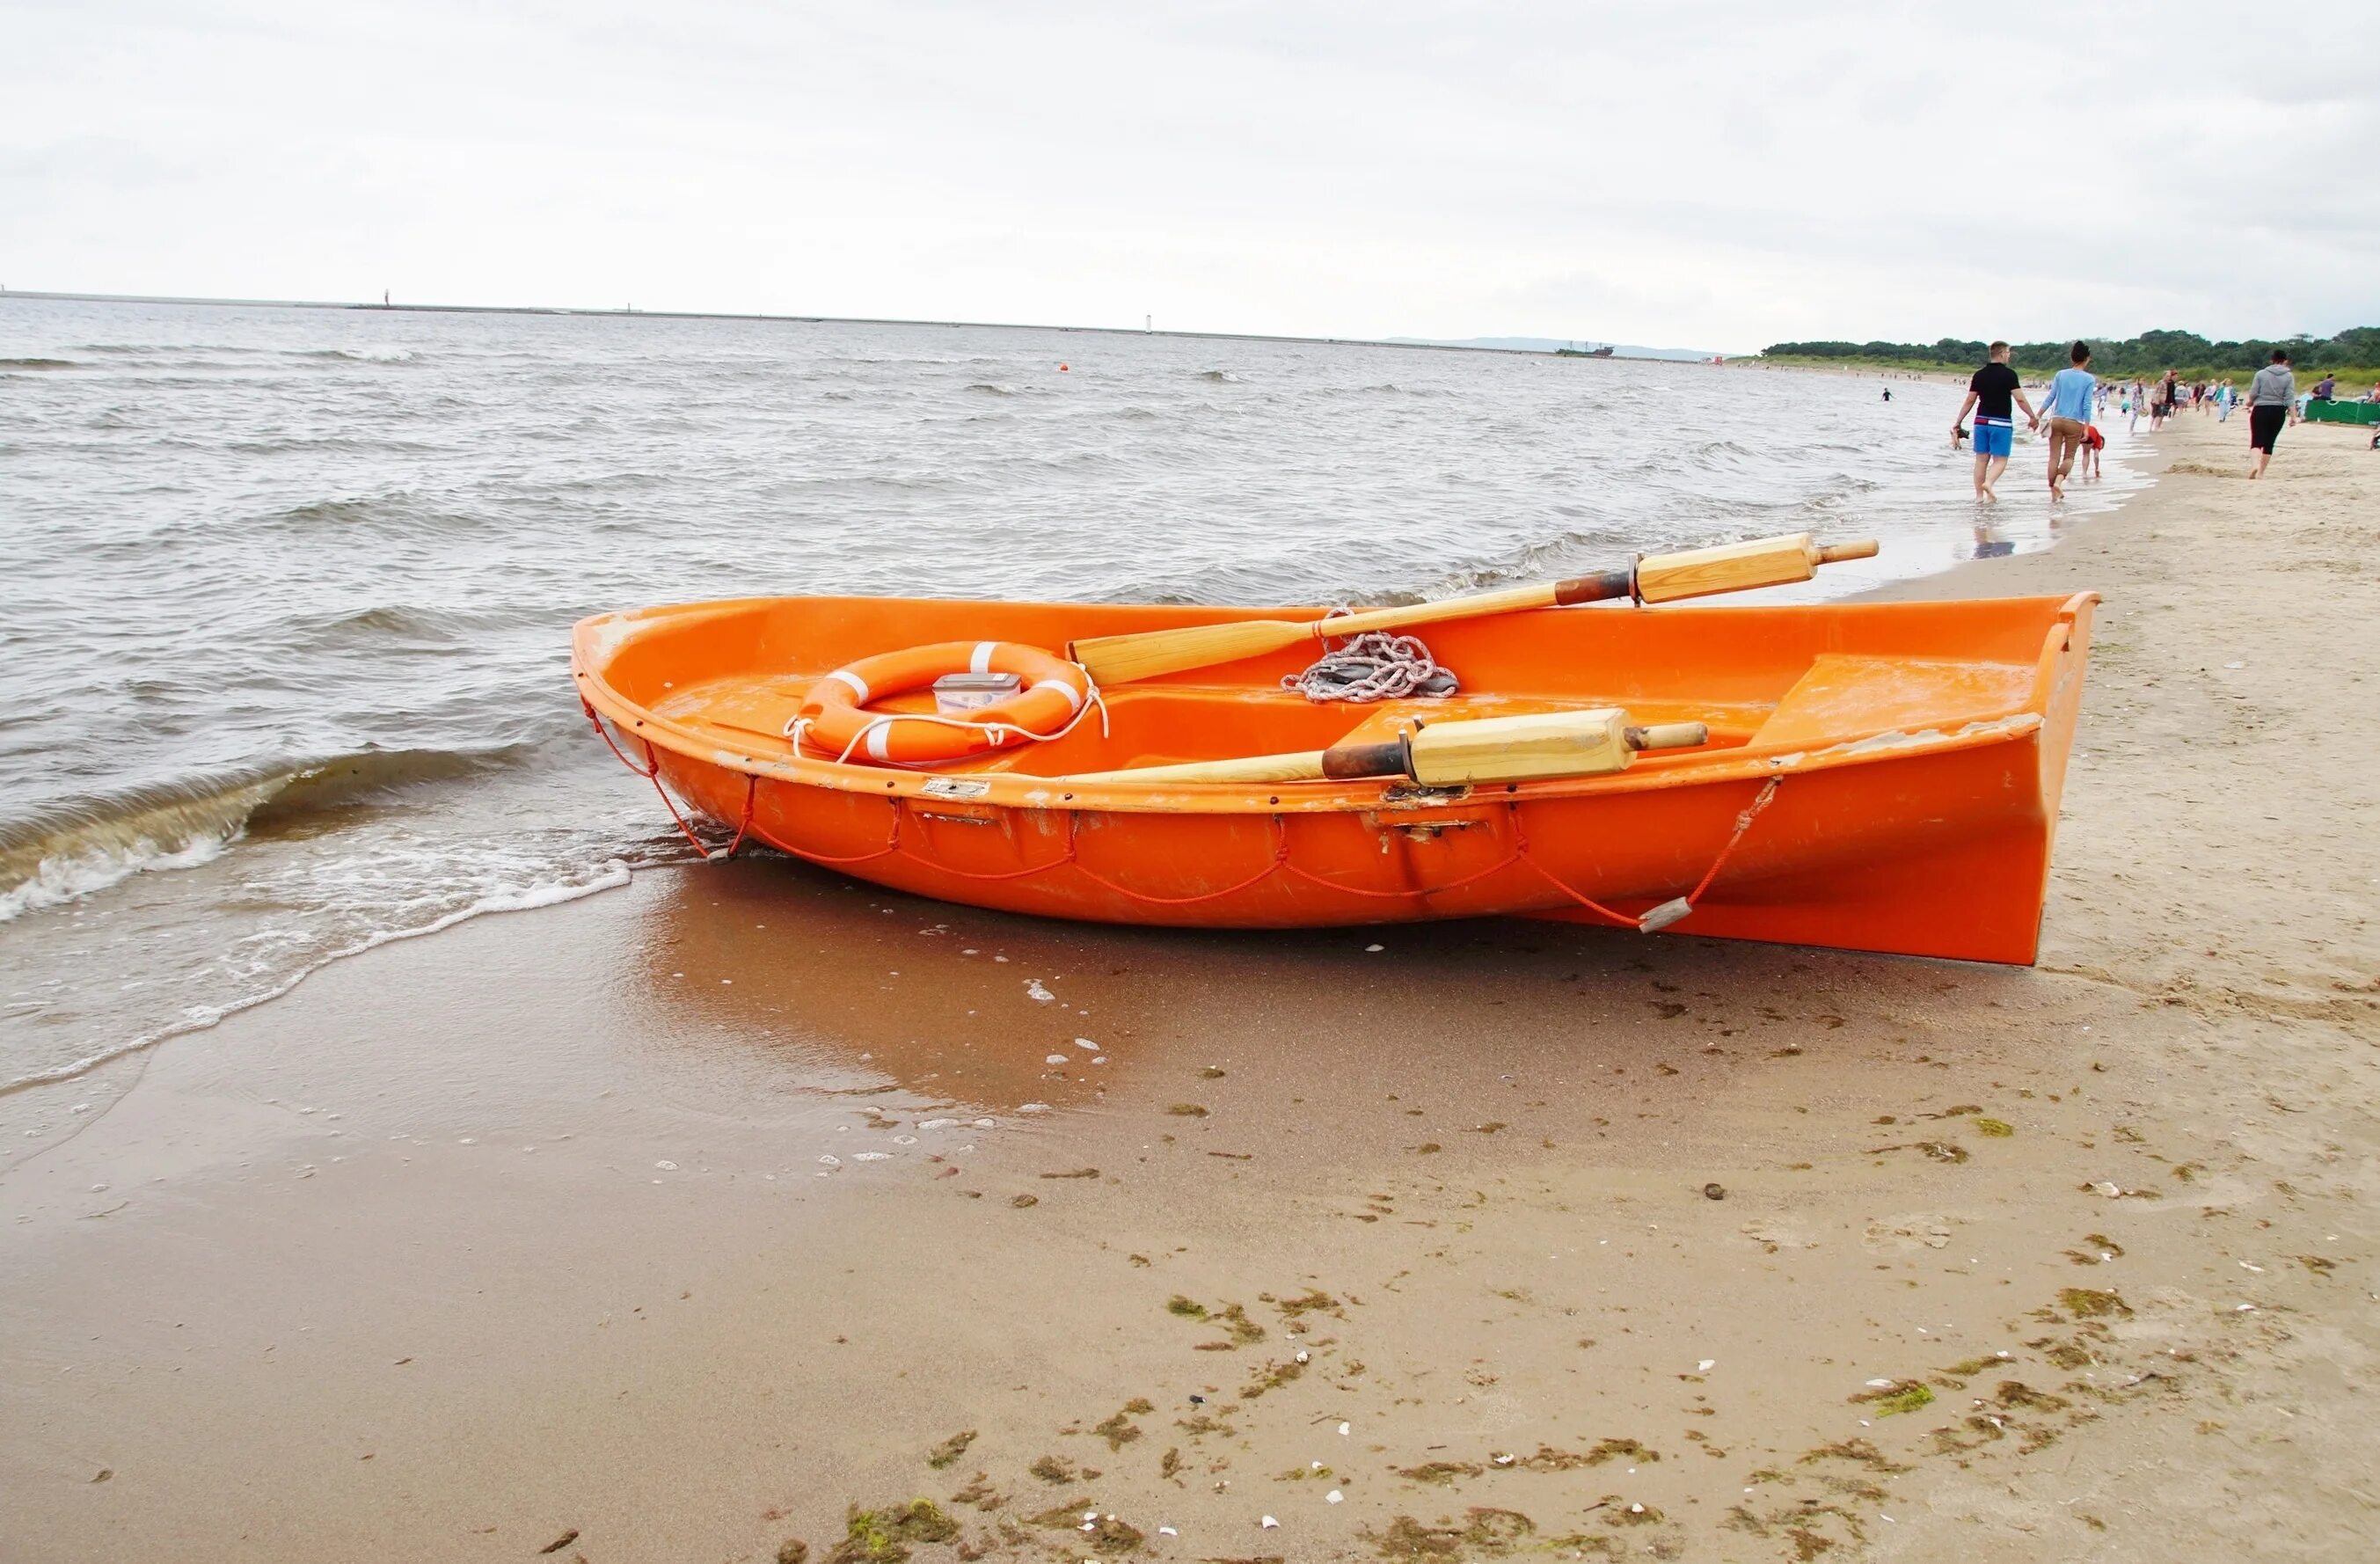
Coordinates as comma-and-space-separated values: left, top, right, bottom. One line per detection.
595, 593, 2077, 779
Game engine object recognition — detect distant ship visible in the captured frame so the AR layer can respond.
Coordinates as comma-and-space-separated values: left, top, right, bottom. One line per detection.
1555, 342, 1615, 358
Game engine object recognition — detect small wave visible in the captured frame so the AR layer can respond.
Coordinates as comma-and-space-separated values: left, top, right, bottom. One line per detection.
74, 342, 267, 357
281, 602, 521, 648
964, 382, 1023, 396
0, 745, 539, 917
0, 357, 77, 370
0, 859, 634, 1097
245, 745, 538, 827
1315, 382, 1445, 398
0, 832, 234, 922
228, 435, 449, 456
0, 782, 273, 922
295, 347, 419, 364
1197, 369, 1242, 383
259, 490, 455, 529
275, 496, 383, 527
1391, 527, 1642, 603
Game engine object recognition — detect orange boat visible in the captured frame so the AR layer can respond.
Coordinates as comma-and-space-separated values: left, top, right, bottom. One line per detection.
572, 587, 2096, 965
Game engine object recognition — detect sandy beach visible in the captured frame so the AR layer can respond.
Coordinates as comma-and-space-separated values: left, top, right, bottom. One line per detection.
4, 410, 2374, 1562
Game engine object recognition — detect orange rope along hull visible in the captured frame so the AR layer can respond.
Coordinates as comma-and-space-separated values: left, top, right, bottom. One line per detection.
571, 589, 2098, 964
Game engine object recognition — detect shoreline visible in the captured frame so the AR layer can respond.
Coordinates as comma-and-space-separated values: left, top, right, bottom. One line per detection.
0, 398, 2153, 1122
4, 416, 2375, 1562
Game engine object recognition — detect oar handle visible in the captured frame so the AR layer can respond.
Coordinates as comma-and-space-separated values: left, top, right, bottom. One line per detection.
1625, 721, 1710, 751
1817, 540, 1880, 565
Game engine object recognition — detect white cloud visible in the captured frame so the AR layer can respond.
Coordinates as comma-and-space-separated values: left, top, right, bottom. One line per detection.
0, 1, 2365, 347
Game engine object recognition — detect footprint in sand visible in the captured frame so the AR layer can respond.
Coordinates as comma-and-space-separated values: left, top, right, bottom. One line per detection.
1861, 1215, 1955, 1253
1739, 1219, 1820, 1251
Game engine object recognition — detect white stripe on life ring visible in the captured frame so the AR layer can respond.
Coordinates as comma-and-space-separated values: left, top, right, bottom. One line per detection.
1030, 676, 1084, 714
969, 641, 997, 674
828, 668, 871, 704
865, 723, 894, 760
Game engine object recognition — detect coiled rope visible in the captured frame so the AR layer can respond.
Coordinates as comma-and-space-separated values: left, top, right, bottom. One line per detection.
1281, 630, 1457, 703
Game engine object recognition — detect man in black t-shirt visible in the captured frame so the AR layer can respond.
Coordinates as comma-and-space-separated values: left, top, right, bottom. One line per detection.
1949, 341, 2040, 501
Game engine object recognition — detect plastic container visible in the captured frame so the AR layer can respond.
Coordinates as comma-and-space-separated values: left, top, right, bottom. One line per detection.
932, 671, 1024, 713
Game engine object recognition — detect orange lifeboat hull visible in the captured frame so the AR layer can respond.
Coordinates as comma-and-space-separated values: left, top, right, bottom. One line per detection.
571, 590, 2096, 964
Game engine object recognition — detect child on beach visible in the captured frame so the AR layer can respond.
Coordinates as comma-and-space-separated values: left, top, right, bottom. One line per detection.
2080, 422, 2104, 479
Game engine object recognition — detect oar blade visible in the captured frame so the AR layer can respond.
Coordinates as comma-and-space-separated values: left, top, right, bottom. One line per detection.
1406, 709, 1638, 786
1635, 532, 1877, 603
1062, 709, 1712, 789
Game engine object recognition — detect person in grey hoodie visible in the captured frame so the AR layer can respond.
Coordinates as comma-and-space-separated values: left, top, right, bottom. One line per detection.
2247, 350, 2296, 480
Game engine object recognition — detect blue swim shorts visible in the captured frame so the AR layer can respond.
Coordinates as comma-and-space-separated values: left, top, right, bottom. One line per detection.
1974, 417, 2013, 458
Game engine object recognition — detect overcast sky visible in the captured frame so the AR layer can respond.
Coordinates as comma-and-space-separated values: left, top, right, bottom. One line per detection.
4, 2, 2369, 349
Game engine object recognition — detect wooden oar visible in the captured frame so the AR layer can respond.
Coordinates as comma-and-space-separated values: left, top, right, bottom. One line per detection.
1062, 710, 1709, 787
1069, 532, 1878, 685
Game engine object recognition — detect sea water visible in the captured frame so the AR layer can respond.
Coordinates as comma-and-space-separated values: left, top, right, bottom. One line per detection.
0, 296, 2147, 1140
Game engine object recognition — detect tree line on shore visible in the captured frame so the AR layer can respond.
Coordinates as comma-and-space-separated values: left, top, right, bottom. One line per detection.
1761, 327, 2380, 378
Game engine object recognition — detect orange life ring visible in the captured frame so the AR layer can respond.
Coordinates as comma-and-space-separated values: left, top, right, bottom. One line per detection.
794, 640, 1091, 764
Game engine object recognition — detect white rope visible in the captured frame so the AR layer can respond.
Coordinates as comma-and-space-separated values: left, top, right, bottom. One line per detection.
783, 669, 1112, 768
1281, 630, 1457, 703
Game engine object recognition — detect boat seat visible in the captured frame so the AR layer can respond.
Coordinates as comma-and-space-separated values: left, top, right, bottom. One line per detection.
1752, 654, 2035, 751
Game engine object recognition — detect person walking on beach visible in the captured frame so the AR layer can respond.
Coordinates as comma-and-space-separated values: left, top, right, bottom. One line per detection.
1950, 341, 2038, 501
2247, 349, 2296, 479
2041, 341, 2097, 500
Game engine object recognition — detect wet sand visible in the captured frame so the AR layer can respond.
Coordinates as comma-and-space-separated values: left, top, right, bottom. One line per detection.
4, 411, 2375, 1562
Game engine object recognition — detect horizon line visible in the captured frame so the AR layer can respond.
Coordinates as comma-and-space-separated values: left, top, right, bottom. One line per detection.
0, 286, 1737, 361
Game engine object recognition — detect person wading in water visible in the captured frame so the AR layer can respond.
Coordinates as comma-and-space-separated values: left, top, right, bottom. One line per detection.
1949, 341, 2039, 501
2041, 341, 2098, 500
